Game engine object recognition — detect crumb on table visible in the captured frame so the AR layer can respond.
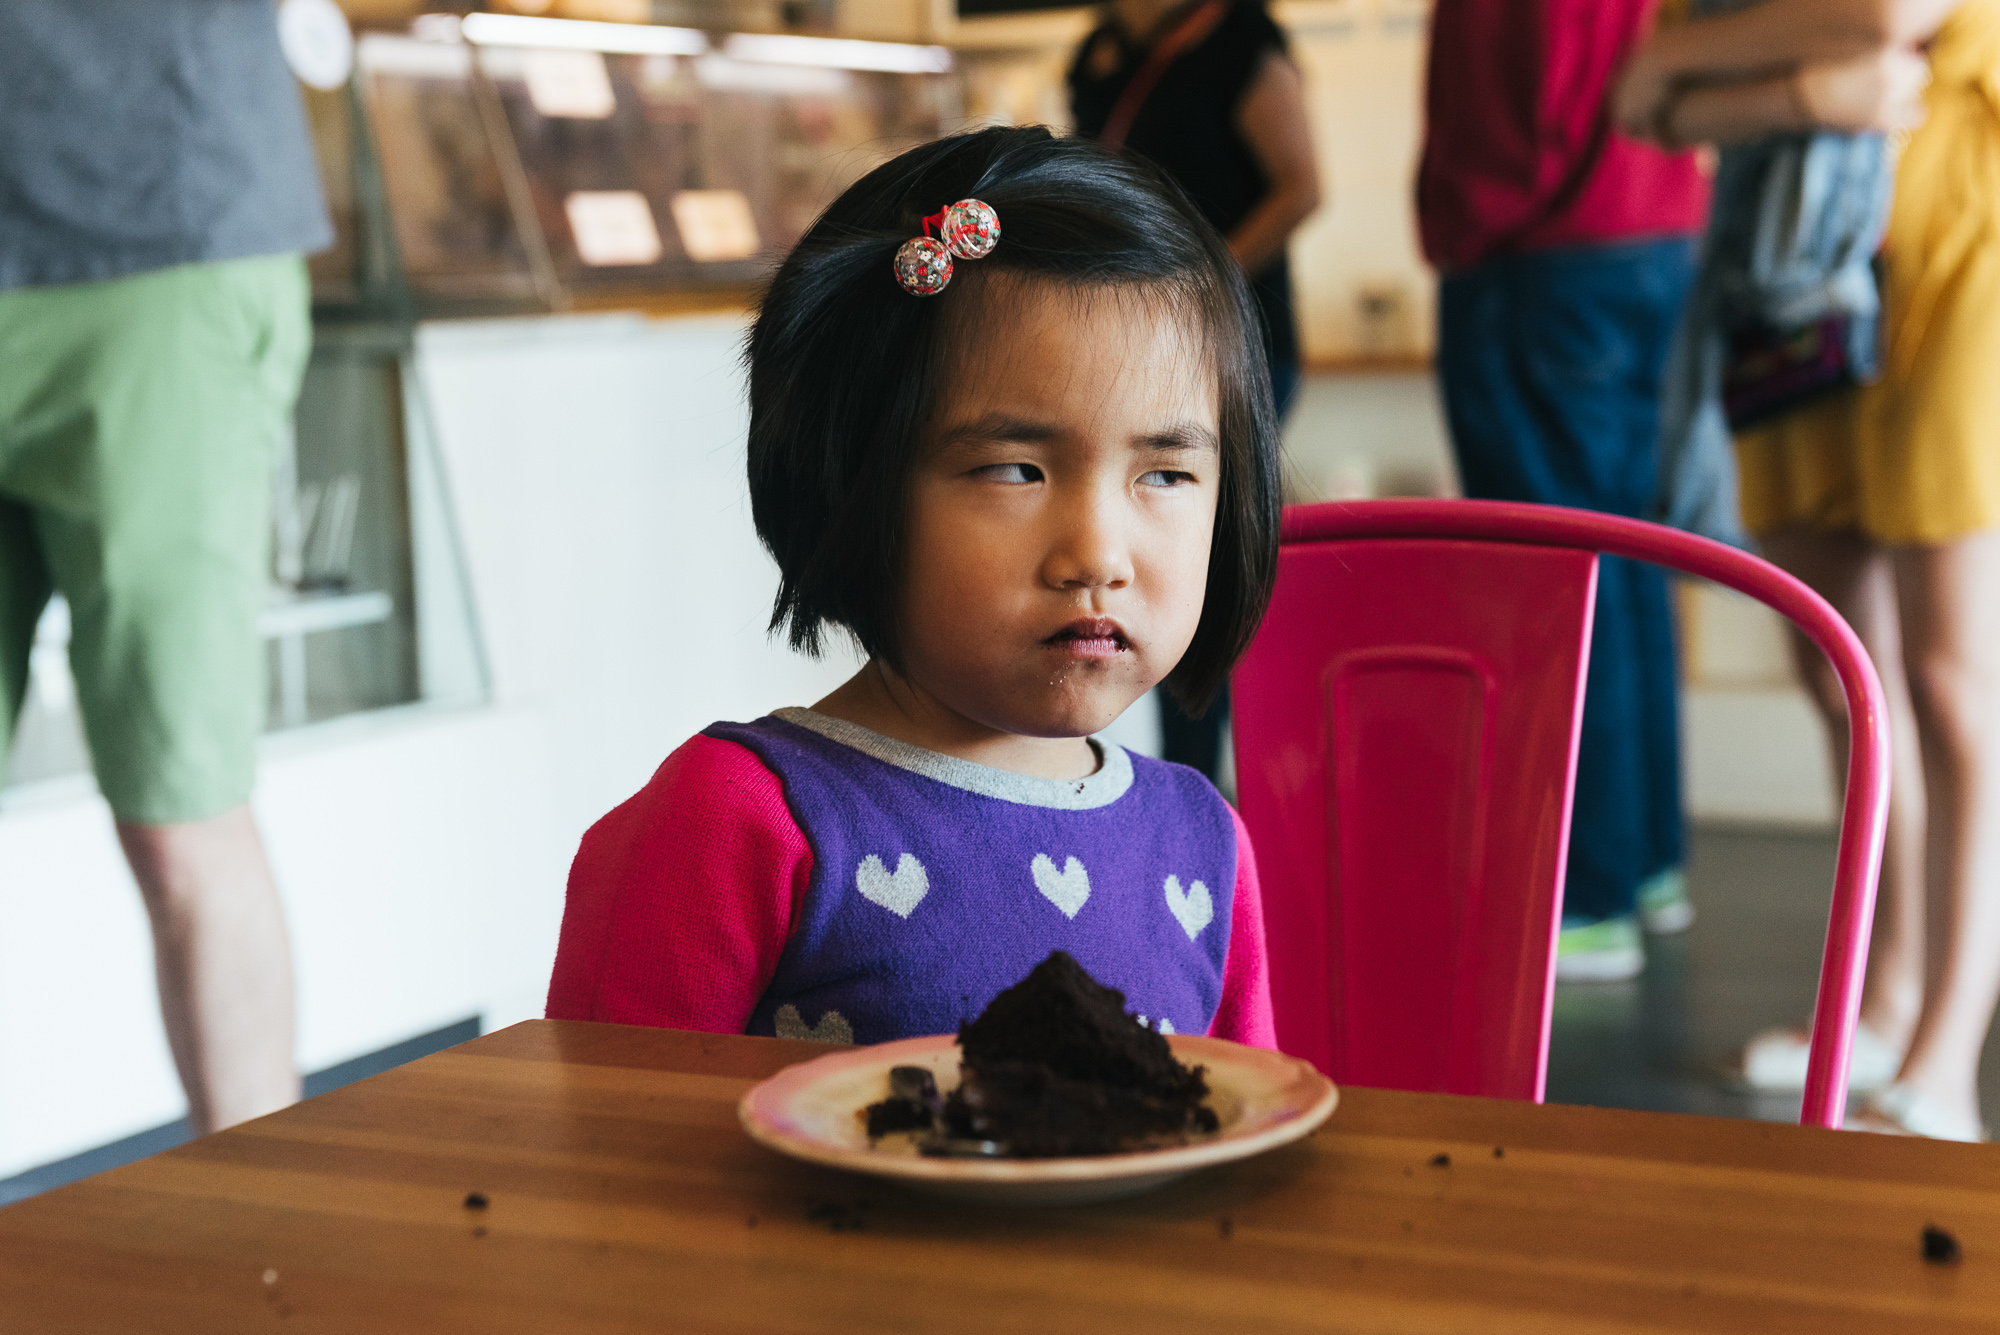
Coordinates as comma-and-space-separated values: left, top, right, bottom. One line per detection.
1922, 1224, 1962, 1265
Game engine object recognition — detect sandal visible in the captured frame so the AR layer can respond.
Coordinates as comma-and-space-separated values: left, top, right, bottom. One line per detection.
1846, 1082, 1986, 1143
1730, 1022, 1902, 1094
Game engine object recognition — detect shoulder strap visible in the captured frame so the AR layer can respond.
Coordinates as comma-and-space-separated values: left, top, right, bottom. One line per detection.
1100, 0, 1232, 151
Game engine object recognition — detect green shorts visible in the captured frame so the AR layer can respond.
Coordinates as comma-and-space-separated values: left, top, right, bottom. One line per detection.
0, 255, 311, 824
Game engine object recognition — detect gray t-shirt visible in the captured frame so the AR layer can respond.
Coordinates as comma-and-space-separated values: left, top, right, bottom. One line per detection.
0, 0, 334, 291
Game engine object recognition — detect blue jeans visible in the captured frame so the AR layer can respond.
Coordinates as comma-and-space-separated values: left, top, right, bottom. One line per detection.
1437, 237, 1694, 922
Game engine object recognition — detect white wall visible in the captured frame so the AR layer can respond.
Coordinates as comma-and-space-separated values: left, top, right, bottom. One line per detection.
411, 312, 866, 848
1283, 0, 1436, 361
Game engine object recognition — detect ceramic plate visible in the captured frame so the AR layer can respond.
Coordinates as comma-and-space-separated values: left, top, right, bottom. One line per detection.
738, 1033, 1337, 1206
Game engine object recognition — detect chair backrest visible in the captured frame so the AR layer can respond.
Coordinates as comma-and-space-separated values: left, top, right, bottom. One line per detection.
1233, 500, 1890, 1129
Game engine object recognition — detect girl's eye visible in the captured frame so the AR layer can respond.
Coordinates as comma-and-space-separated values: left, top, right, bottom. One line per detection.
1139, 469, 1196, 488
979, 463, 1044, 484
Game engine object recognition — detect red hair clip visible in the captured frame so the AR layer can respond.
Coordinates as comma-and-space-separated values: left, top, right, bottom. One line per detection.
893, 199, 1000, 297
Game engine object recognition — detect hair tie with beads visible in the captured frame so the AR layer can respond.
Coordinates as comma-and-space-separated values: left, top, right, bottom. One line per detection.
892, 199, 1000, 296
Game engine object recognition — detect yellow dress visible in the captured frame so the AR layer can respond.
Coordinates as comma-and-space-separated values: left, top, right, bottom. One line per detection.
1736, 1, 2000, 545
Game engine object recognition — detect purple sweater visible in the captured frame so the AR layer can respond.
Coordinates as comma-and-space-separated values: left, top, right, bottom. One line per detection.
547, 709, 1277, 1047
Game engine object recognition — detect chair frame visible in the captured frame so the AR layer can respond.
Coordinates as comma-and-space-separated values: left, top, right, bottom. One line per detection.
1273, 500, 1891, 1130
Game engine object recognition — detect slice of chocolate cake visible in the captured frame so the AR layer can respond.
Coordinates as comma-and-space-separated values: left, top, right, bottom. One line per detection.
863, 951, 1219, 1158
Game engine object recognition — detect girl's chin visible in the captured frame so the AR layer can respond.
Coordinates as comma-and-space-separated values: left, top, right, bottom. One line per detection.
1000, 684, 1153, 741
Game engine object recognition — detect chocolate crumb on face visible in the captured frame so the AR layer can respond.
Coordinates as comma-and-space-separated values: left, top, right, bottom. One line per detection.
1218, 1216, 1234, 1240
1493, 1146, 1505, 1159
1923, 1224, 1962, 1265
1429, 1153, 1451, 1167
463, 1192, 489, 1210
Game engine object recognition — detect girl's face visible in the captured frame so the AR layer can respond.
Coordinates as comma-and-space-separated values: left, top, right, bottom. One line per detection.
897, 276, 1221, 742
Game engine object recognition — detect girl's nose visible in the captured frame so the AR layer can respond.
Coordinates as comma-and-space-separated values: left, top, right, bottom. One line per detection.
1042, 493, 1135, 591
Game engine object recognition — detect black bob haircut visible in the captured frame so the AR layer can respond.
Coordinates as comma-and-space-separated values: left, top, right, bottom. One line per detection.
745, 125, 1281, 714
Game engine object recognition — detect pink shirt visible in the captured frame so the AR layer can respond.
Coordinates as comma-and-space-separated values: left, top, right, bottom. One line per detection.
1418, 0, 1711, 273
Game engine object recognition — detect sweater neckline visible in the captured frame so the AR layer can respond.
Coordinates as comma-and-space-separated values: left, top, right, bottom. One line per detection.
771, 707, 1135, 810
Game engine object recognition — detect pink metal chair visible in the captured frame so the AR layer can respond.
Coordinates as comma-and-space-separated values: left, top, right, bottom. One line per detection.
1232, 499, 1890, 1130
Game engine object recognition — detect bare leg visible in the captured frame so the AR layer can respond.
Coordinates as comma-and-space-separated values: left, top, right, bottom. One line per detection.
1888, 532, 2000, 1131
116, 805, 299, 1135
1761, 528, 1927, 1047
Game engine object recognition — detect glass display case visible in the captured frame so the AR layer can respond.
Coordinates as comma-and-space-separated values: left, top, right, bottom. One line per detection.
351, 36, 543, 308
334, 18, 959, 315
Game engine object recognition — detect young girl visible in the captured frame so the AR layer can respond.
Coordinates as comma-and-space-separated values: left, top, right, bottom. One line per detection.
545, 126, 1282, 1048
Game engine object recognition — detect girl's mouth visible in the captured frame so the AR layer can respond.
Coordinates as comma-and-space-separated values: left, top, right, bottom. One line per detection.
1043, 617, 1131, 659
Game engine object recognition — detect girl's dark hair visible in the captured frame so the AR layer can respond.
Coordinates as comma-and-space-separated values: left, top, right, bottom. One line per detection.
746, 125, 1280, 714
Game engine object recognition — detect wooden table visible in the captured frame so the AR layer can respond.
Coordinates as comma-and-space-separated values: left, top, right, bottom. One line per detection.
4, 1021, 1998, 1333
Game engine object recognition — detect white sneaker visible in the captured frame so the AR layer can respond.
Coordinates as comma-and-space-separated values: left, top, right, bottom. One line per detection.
1849, 1082, 1986, 1142
1736, 1023, 1902, 1094
1636, 868, 1694, 935
1554, 915, 1644, 982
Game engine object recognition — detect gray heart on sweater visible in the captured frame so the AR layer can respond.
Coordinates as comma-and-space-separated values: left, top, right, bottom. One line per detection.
1032, 853, 1090, 919
774, 1004, 853, 1044
856, 852, 928, 918
1164, 874, 1213, 940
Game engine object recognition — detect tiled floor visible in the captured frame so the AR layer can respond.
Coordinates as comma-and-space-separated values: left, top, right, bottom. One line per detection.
1547, 825, 2000, 1133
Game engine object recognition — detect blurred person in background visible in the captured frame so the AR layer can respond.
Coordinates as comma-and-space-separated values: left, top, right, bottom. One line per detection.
1419, 0, 1711, 981
0, 2, 330, 1133
1620, 0, 2000, 1142
1070, 0, 1321, 785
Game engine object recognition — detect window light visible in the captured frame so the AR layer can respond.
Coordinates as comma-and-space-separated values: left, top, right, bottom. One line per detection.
720, 33, 951, 74
459, 12, 709, 57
